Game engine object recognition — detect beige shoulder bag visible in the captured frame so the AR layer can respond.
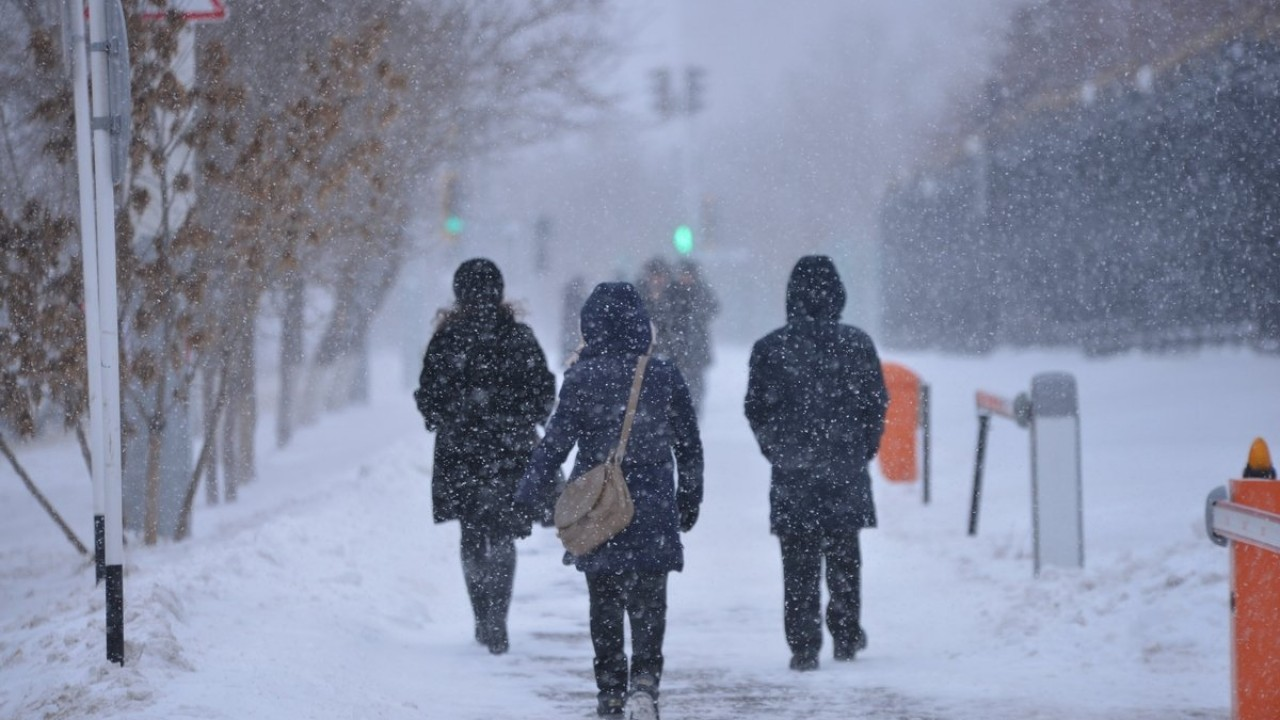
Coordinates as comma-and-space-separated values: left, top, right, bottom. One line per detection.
553, 354, 650, 556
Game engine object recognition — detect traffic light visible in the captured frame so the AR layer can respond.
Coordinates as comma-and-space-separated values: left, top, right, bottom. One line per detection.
685, 66, 705, 115
673, 224, 694, 255
650, 68, 673, 119
442, 171, 464, 238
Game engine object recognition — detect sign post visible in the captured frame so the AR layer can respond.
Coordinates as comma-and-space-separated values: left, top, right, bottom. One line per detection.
968, 390, 1029, 536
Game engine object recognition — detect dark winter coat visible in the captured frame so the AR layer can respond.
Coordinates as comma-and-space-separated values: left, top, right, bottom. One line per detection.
516, 282, 704, 574
744, 256, 888, 537
415, 297, 556, 537
665, 270, 718, 372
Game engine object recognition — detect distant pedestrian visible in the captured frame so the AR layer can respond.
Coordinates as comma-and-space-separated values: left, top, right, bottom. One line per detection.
743, 255, 888, 671
517, 282, 703, 718
561, 274, 587, 366
414, 258, 556, 655
664, 259, 718, 413
637, 257, 675, 358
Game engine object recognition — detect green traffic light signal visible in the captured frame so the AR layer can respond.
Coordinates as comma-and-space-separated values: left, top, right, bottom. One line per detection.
444, 215, 465, 236
673, 224, 694, 255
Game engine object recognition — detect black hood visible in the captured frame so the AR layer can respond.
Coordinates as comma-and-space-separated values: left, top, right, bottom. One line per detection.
579, 282, 652, 358
453, 258, 504, 307
786, 255, 846, 323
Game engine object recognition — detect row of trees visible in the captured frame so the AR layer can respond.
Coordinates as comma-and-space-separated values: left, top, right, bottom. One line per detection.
1, 0, 616, 548
880, 0, 1280, 354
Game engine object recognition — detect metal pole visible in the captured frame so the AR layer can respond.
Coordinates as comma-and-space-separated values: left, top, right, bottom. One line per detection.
68, 0, 108, 585
921, 383, 932, 505
968, 413, 990, 536
87, 0, 125, 666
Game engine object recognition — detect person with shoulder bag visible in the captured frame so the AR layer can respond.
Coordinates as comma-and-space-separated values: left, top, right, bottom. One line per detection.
516, 282, 703, 718
413, 258, 556, 655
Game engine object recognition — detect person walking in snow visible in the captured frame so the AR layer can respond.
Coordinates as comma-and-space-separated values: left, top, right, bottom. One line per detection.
636, 257, 676, 359
517, 282, 703, 718
560, 274, 587, 366
743, 255, 888, 671
414, 258, 556, 655
664, 259, 718, 414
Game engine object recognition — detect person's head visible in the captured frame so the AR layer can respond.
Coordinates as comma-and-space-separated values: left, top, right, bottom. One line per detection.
579, 282, 652, 357
640, 257, 672, 296
453, 258, 504, 308
786, 255, 846, 322
676, 259, 701, 285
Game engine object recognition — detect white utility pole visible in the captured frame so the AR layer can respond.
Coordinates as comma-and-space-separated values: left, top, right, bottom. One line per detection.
85, 0, 127, 665
67, 0, 107, 585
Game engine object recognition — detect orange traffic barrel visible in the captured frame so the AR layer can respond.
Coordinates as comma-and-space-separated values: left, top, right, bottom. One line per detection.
879, 363, 921, 483
1231, 437, 1279, 720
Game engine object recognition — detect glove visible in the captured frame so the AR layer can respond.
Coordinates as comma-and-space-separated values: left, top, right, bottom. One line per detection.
678, 502, 700, 533
511, 501, 538, 539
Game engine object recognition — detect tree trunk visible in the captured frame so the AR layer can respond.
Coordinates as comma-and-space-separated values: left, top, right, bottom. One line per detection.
176, 357, 231, 541
276, 275, 305, 448
201, 362, 220, 504
221, 392, 240, 502
143, 413, 164, 546
223, 293, 259, 498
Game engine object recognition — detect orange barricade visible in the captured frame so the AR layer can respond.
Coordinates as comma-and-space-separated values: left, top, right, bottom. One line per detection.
878, 363, 920, 483
1231, 438, 1280, 720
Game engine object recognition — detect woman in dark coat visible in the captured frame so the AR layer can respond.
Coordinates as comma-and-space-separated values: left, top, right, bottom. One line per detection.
414, 258, 556, 655
516, 282, 703, 718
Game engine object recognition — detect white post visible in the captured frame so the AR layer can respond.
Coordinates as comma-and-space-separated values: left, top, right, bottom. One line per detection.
1029, 372, 1084, 574
68, 0, 107, 585
87, 0, 126, 665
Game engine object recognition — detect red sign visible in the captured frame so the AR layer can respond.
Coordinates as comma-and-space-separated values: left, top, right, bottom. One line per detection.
975, 391, 1014, 419
141, 0, 227, 23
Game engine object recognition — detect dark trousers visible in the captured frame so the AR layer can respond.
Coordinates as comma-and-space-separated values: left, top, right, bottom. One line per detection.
778, 531, 863, 659
460, 521, 516, 642
585, 571, 668, 700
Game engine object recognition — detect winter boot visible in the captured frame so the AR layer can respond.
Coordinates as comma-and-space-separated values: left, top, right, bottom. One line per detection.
789, 653, 819, 672
834, 629, 868, 662
597, 692, 626, 717
624, 685, 659, 720
485, 622, 509, 655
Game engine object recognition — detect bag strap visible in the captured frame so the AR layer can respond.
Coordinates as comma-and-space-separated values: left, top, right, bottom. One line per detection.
613, 354, 650, 462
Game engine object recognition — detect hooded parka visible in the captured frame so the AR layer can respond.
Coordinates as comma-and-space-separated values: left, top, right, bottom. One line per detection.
744, 256, 888, 536
516, 282, 704, 574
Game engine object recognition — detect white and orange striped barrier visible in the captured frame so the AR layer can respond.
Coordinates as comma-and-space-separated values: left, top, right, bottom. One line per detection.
1205, 438, 1280, 720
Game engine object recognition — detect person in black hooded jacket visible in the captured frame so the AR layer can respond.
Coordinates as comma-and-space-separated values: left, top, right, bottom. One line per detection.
414, 258, 556, 655
517, 282, 703, 718
744, 255, 888, 672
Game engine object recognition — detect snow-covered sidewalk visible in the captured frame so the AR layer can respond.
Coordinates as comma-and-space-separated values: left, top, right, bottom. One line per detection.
5, 346, 1273, 719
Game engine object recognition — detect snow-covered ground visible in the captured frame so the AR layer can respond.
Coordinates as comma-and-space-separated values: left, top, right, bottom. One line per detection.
3, 344, 1275, 719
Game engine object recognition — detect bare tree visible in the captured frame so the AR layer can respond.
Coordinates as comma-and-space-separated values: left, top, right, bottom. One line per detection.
0, 0, 90, 555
